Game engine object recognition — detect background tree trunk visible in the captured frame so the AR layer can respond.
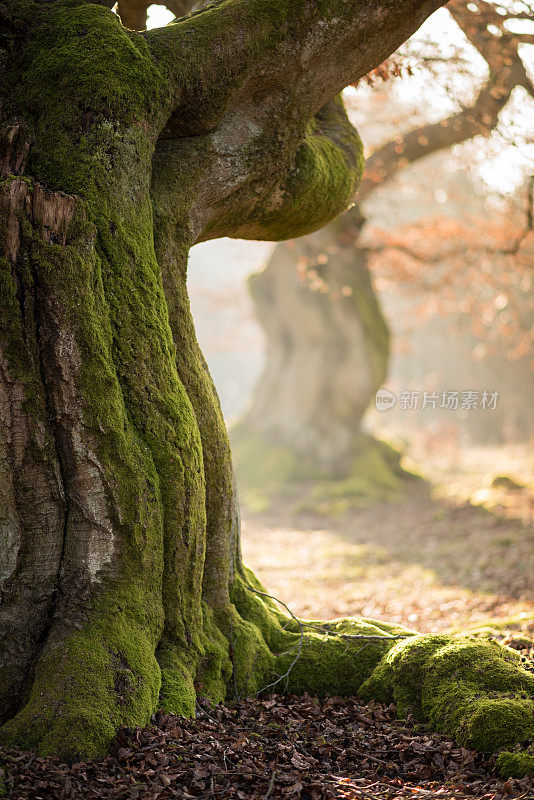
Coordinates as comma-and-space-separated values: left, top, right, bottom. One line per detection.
232, 211, 409, 513
244, 212, 387, 475
234, 0, 533, 505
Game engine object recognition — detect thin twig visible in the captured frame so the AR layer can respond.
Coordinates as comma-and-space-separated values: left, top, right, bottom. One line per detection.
228, 618, 240, 700
265, 769, 278, 799
195, 699, 218, 723
244, 583, 411, 641
243, 583, 305, 697
241, 583, 413, 699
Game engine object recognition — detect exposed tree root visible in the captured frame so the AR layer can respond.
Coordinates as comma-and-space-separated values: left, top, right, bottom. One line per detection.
228, 569, 534, 779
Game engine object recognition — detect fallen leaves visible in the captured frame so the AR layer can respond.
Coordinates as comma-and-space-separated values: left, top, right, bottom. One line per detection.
2, 694, 533, 800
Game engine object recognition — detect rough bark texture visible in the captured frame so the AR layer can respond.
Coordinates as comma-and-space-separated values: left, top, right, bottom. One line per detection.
236, 0, 533, 499
0, 0, 532, 778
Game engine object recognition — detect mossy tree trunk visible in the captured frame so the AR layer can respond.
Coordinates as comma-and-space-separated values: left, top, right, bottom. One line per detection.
0, 0, 533, 777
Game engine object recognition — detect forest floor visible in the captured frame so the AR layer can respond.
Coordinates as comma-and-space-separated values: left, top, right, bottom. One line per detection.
241, 441, 534, 636
3, 442, 533, 799
5, 695, 534, 800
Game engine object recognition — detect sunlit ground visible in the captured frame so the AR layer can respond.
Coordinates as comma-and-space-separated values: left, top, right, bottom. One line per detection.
241, 441, 534, 635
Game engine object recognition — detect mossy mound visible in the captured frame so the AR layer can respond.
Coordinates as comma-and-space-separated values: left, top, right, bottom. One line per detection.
454, 613, 534, 637
301, 435, 419, 516
496, 750, 534, 777
231, 425, 419, 514
230, 423, 311, 513
231, 568, 414, 697
359, 633, 534, 776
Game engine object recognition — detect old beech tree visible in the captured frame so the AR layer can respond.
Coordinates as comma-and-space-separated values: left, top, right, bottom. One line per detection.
1, 0, 533, 773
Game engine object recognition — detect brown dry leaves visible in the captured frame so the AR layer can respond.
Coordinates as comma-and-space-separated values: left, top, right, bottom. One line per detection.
3, 695, 534, 800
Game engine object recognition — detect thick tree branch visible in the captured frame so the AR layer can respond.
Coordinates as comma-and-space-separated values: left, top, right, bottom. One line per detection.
147, 0, 447, 138
145, 0, 450, 244
144, 0, 449, 244
151, 95, 364, 244
504, 11, 534, 20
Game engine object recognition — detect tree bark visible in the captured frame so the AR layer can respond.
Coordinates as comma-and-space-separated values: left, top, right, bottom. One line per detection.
0, 0, 532, 777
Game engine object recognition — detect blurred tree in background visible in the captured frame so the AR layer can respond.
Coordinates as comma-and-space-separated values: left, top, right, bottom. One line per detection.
231, 0, 534, 512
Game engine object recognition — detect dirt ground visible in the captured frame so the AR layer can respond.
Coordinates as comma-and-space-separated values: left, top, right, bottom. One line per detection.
241, 442, 534, 634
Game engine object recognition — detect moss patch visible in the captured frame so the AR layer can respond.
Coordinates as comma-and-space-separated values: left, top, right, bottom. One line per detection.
231, 567, 413, 697
0, 585, 163, 761
360, 634, 534, 776
231, 425, 417, 514
496, 750, 534, 778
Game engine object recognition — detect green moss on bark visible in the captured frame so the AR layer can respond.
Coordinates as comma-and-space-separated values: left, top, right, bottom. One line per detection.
204, 96, 364, 242
1, 589, 162, 760
1, 1, 533, 778
360, 634, 534, 773
230, 568, 413, 697
0, 2, 209, 759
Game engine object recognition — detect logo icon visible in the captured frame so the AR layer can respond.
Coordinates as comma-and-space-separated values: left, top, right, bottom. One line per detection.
375, 389, 396, 411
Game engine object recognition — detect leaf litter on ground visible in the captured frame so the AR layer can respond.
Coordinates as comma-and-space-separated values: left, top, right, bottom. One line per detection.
2, 694, 533, 800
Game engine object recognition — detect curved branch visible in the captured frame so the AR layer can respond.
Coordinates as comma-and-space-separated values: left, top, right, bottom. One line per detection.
147, 0, 447, 138
147, 0, 451, 244
151, 96, 364, 244
504, 11, 534, 20
200, 96, 365, 242
357, 0, 532, 202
